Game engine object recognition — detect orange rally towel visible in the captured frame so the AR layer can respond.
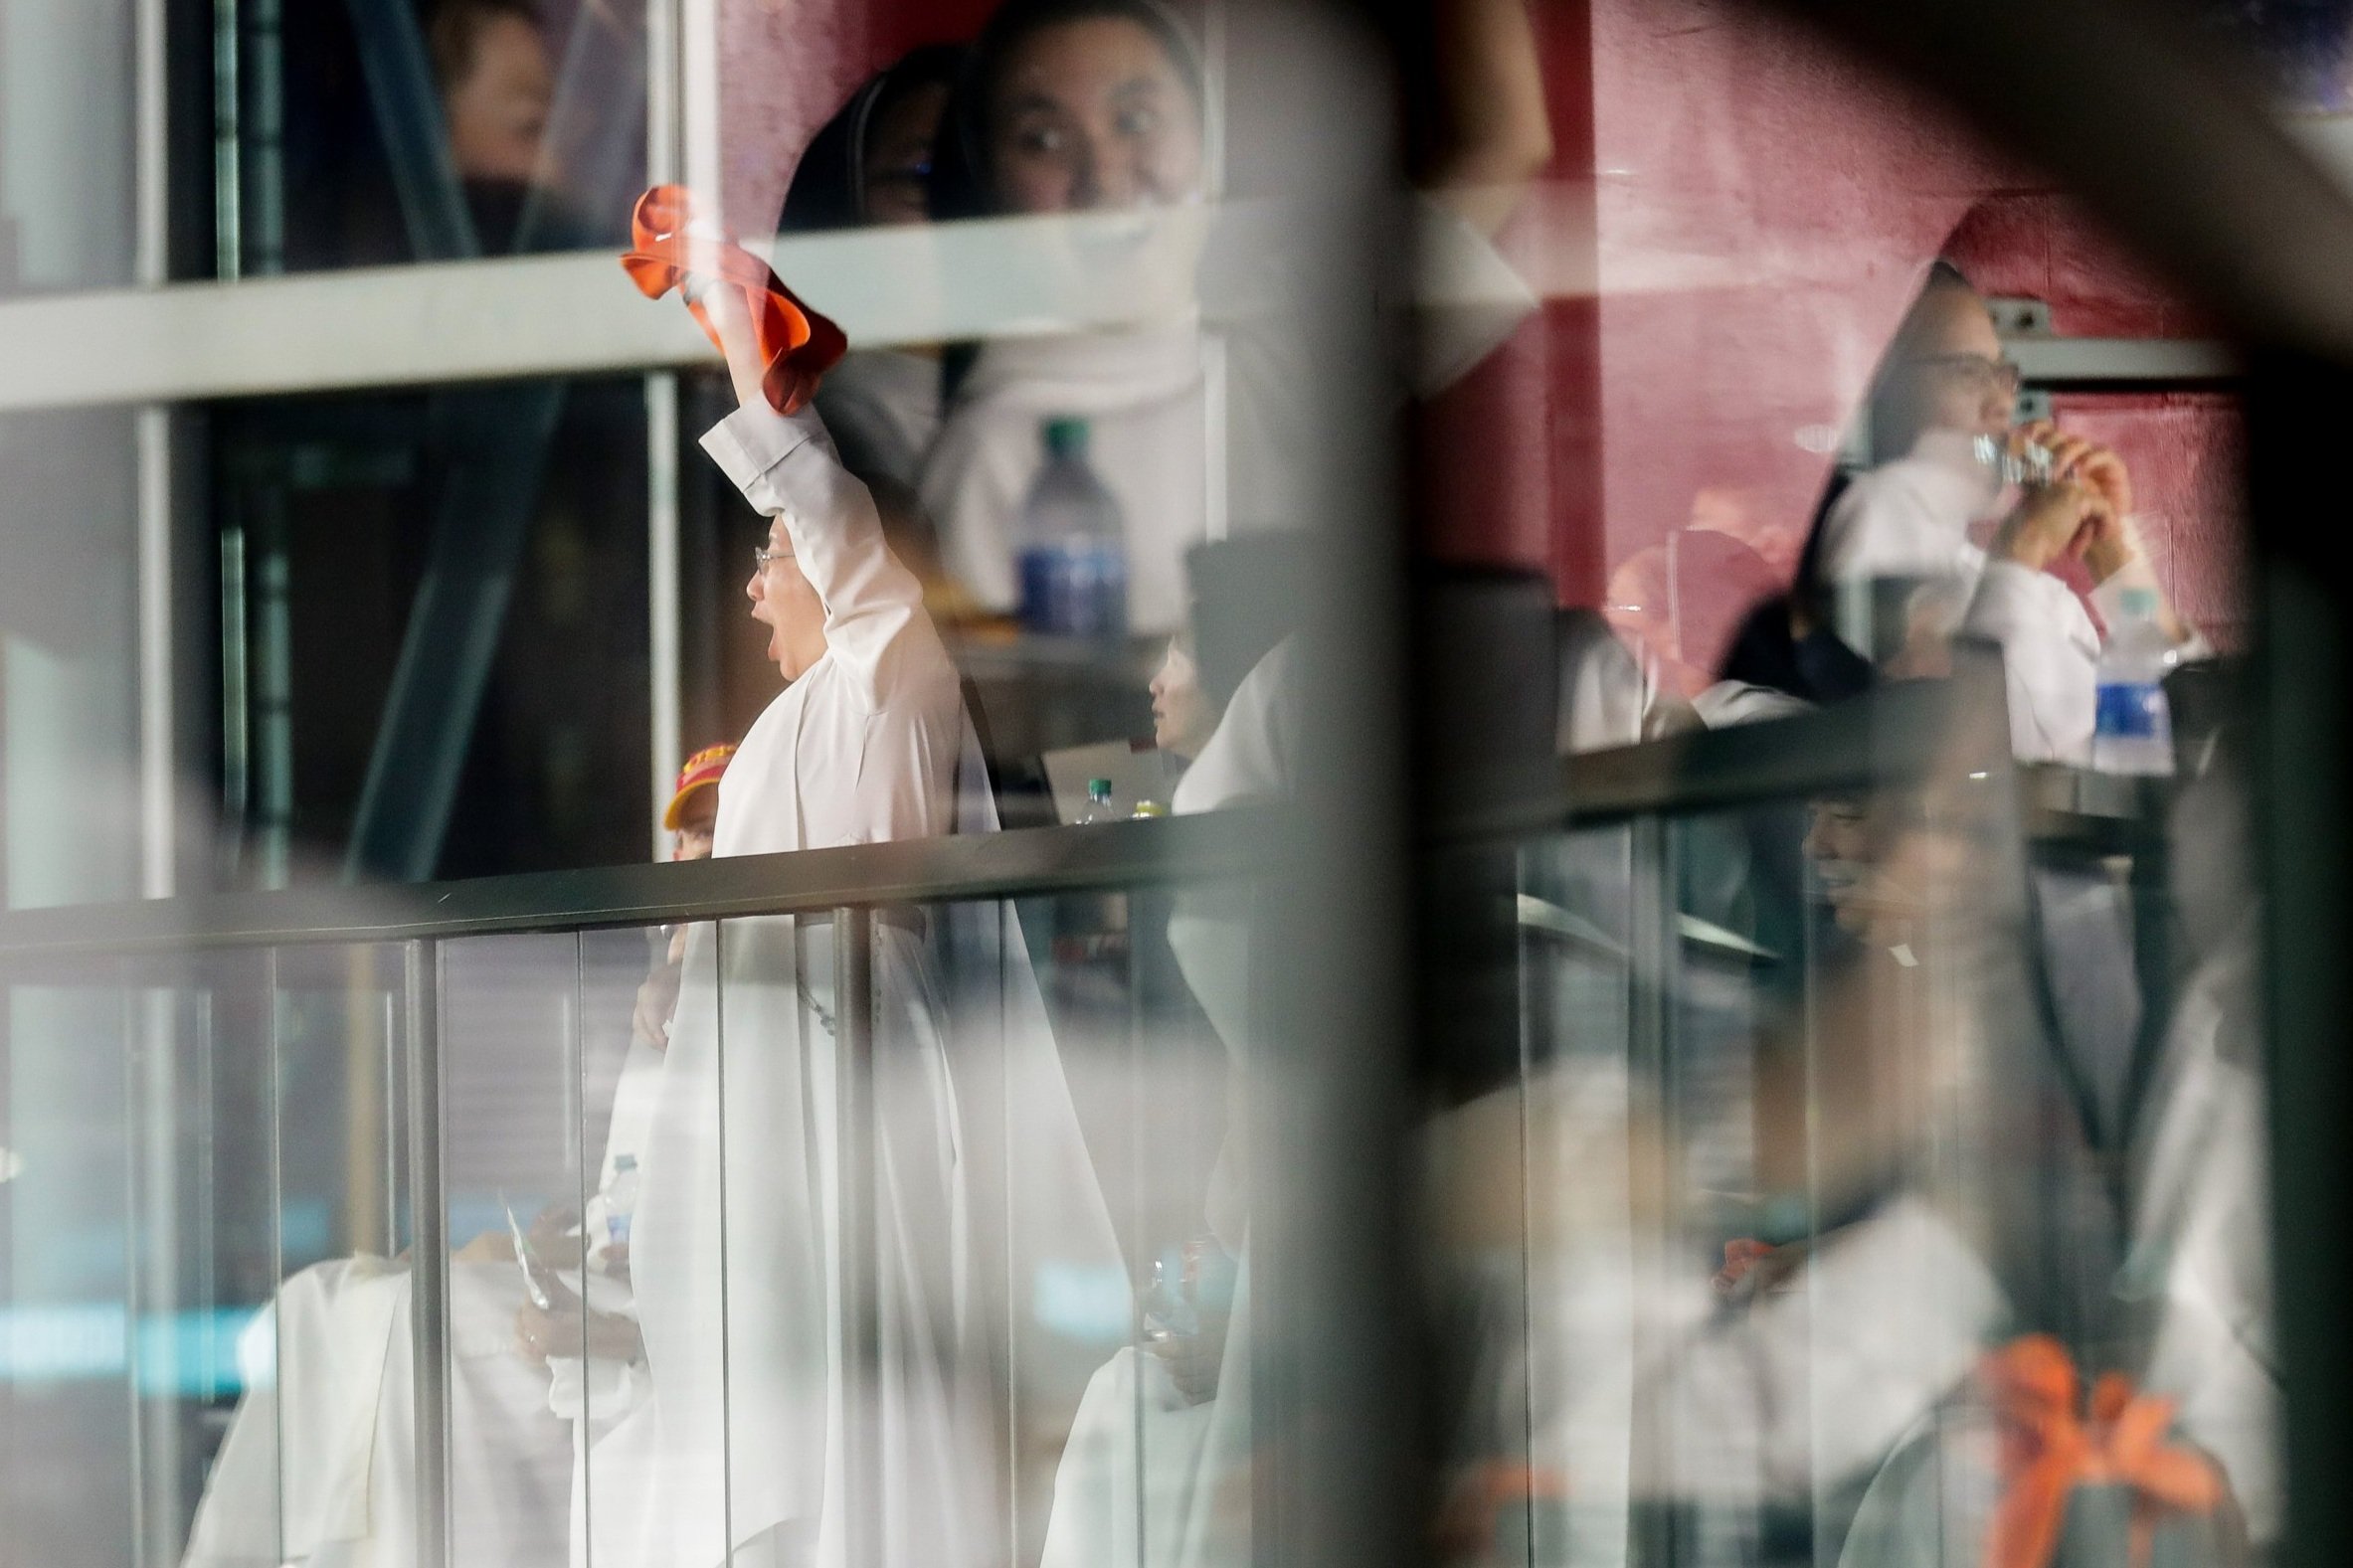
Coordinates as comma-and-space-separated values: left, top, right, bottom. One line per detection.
621, 185, 847, 415
1978, 1334, 2224, 1568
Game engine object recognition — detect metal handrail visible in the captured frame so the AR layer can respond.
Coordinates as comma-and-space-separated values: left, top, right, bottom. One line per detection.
0, 689, 1980, 963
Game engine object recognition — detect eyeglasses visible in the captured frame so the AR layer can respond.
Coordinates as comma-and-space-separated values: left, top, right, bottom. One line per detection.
1902, 353, 2023, 395
753, 543, 795, 572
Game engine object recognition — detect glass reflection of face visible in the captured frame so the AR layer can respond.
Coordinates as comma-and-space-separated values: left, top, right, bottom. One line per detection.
988, 17, 1203, 214
445, 14, 554, 185
746, 520, 829, 681
1805, 792, 1969, 946
863, 81, 951, 226
1149, 638, 1218, 757
1805, 796, 1877, 933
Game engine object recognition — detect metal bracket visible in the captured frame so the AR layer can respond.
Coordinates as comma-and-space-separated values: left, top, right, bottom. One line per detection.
1987, 296, 2056, 337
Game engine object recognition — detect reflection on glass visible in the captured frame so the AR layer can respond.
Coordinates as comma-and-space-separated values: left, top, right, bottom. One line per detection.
179, 945, 408, 1568
209, 375, 650, 885
0, 0, 2308, 1563
0, 961, 137, 1566
207, 0, 643, 276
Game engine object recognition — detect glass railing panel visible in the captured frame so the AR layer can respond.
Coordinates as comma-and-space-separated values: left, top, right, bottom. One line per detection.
1487, 823, 1642, 1568
164, 941, 407, 1568
123, 948, 279, 1568
1472, 688, 2277, 1566
435, 931, 605, 1568
1018, 879, 1241, 1568
0, 954, 138, 1564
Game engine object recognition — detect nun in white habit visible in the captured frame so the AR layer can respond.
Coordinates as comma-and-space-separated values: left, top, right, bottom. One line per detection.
1809, 262, 2205, 764
587, 286, 1121, 1568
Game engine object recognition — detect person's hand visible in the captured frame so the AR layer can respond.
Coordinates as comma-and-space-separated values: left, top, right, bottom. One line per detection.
2016, 419, 2134, 516
2015, 420, 2139, 580
525, 1203, 582, 1265
697, 281, 773, 413
514, 1277, 642, 1366
633, 954, 685, 1051
1991, 478, 2100, 574
1145, 1308, 1229, 1405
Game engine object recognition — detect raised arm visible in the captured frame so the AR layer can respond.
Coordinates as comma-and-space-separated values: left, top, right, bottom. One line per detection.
698, 283, 937, 708
1420, 0, 1553, 238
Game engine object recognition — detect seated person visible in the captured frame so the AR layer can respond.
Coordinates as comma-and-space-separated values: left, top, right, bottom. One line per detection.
178, 753, 735, 1568
1149, 630, 1222, 762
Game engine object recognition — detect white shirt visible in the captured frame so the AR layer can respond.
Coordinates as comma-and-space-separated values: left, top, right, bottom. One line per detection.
922, 321, 1209, 636
698, 402, 967, 854
610, 402, 1124, 1568
920, 196, 1538, 639
1817, 430, 2185, 764
616, 403, 972, 1568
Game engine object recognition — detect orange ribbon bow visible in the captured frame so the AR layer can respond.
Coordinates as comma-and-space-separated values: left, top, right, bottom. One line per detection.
1979, 1334, 2224, 1568
620, 185, 847, 416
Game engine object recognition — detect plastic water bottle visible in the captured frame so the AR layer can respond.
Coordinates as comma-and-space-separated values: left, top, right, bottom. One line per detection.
2091, 587, 2176, 777
1077, 778, 1118, 824
605, 1153, 640, 1250
1016, 417, 1128, 638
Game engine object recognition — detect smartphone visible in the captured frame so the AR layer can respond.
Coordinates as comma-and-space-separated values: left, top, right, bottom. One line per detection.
502, 1195, 562, 1311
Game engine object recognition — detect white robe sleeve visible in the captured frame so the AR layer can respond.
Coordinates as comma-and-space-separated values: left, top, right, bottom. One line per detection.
1962, 561, 2105, 764
701, 402, 936, 712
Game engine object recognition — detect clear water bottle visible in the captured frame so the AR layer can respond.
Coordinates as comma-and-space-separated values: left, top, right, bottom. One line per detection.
1016, 417, 1128, 638
605, 1153, 640, 1250
1077, 778, 1118, 824
2091, 587, 2176, 777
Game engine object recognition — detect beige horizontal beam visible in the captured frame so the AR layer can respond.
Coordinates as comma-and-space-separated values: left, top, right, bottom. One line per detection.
0, 209, 1212, 411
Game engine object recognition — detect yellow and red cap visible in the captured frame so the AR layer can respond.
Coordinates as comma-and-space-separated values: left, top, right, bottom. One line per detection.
662, 742, 738, 830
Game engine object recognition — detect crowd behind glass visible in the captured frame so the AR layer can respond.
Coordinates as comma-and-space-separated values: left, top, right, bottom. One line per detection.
0, 0, 2292, 1563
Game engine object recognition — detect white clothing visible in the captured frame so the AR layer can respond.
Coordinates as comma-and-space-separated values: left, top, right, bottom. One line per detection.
1170, 639, 1297, 1092
185, 1009, 663, 1568
615, 401, 965, 1568
184, 1259, 576, 1568
1558, 613, 1669, 753
608, 401, 1121, 1568
2125, 925, 2278, 1541
920, 197, 1537, 639
1836, 965, 2276, 1566
1171, 641, 1296, 819
1037, 645, 1306, 1568
923, 322, 1208, 636
813, 348, 941, 487
1038, 645, 1302, 1568
1691, 679, 1810, 730
1039, 1348, 1218, 1568
1815, 431, 2190, 764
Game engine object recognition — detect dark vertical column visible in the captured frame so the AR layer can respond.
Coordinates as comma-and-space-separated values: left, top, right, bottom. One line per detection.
2250, 349, 2353, 1568
832, 907, 878, 1568
403, 938, 451, 1568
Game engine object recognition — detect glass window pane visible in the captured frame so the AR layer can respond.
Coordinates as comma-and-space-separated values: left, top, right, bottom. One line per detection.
185, 0, 646, 278
206, 375, 651, 885
0, 958, 137, 1565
